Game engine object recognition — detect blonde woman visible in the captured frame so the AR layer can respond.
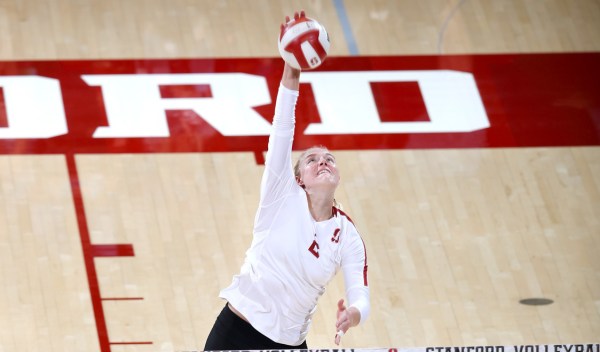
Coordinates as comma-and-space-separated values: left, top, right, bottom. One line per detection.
204, 11, 369, 350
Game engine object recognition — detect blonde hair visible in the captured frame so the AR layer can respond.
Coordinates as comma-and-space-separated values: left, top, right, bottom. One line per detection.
293, 145, 342, 210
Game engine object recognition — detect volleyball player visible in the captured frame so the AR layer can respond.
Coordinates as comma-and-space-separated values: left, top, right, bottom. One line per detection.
203, 11, 370, 350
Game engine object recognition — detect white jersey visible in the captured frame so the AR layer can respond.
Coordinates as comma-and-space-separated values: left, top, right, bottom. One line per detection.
219, 84, 370, 346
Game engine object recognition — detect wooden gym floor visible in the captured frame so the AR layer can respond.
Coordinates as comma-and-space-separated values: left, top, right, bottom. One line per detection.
0, 1, 599, 351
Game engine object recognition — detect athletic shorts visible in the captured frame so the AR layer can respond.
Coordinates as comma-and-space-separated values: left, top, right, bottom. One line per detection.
204, 303, 308, 350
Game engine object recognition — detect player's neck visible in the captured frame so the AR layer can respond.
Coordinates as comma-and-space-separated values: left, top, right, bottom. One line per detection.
306, 192, 334, 222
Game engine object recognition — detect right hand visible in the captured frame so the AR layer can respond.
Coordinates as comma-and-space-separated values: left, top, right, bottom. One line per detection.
280, 10, 306, 36
280, 10, 303, 88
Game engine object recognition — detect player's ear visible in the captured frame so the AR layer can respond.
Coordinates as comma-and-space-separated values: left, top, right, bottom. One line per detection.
296, 176, 305, 188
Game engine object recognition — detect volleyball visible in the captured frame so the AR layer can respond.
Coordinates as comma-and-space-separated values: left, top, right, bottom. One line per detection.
278, 16, 330, 70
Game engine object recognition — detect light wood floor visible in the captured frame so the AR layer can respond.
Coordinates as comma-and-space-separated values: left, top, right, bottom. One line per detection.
0, 1, 599, 351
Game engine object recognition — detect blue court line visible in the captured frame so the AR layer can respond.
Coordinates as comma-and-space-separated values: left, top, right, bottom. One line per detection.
332, 0, 359, 55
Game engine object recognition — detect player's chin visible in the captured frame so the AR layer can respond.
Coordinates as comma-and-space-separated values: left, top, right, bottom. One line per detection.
319, 172, 339, 181
311, 175, 339, 186
312, 180, 338, 191
318, 175, 338, 184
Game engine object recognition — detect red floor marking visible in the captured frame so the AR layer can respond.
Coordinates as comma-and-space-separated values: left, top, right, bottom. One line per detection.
66, 153, 111, 352
102, 297, 144, 301
0, 54, 599, 156
159, 84, 212, 98
253, 150, 265, 165
109, 342, 153, 345
0, 87, 8, 127
91, 244, 135, 257
66, 153, 144, 352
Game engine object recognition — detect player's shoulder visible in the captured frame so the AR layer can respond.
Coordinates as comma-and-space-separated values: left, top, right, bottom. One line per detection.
333, 207, 359, 232
333, 207, 367, 257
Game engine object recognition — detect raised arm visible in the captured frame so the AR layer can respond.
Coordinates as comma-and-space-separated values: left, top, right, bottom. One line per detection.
280, 11, 303, 91
254, 14, 304, 231
258, 68, 300, 206
281, 62, 300, 90
261, 11, 302, 180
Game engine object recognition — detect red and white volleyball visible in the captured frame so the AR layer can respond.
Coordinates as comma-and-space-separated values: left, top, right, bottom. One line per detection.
278, 17, 330, 70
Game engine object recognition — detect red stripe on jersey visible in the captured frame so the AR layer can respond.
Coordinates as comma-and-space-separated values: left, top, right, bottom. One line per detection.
362, 238, 368, 286
334, 206, 368, 286
335, 207, 355, 226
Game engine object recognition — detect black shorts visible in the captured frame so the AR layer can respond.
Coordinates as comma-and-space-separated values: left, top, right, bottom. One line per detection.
204, 304, 308, 351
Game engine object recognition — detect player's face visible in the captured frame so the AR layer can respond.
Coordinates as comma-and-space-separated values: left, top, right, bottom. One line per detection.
298, 148, 340, 191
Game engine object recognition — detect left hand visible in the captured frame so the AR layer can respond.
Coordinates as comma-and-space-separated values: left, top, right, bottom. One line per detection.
334, 298, 360, 345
